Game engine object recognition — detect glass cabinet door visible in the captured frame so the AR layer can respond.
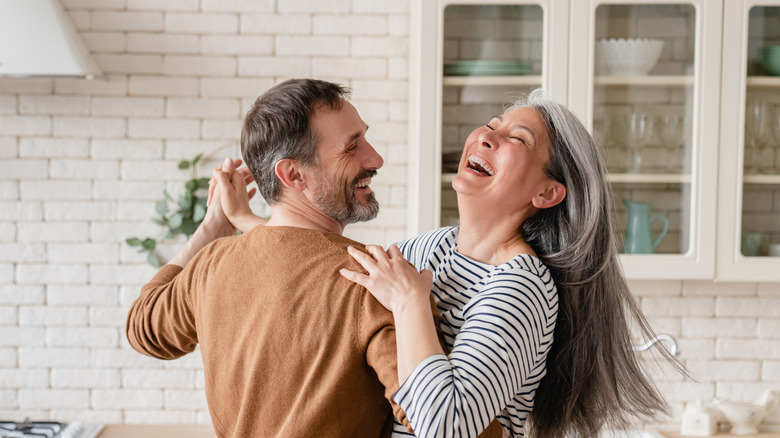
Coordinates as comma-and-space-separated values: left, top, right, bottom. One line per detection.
570, 0, 722, 279
440, 4, 546, 225
409, 0, 569, 234
718, 1, 780, 281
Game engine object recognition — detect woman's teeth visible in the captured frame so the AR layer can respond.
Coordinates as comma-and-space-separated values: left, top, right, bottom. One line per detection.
467, 155, 495, 176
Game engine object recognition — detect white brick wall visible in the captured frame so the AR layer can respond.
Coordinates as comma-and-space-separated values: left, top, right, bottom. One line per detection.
0, 0, 410, 427
0, 1, 777, 433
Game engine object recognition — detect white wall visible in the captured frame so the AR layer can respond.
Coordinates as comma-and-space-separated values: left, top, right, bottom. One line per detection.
0, 0, 409, 425
0, 0, 778, 431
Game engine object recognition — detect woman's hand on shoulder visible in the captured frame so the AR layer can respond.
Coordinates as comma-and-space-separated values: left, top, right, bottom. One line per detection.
340, 245, 433, 313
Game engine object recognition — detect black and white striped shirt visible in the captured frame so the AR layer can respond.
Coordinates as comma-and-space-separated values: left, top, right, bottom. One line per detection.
391, 227, 558, 438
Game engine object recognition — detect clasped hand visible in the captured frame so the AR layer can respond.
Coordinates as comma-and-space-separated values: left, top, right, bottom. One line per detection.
340, 245, 433, 314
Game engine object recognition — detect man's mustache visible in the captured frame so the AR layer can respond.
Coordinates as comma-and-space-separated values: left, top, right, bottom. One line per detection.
352, 169, 378, 187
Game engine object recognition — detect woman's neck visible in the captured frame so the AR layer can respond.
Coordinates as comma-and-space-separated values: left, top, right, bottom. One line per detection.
456, 197, 537, 265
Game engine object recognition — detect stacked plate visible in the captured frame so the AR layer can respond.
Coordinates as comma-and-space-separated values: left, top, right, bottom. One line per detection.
443, 60, 532, 76
760, 45, 780, 76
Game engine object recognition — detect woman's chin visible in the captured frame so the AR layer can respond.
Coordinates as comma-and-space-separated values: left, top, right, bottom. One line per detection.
450, 174, 472, 195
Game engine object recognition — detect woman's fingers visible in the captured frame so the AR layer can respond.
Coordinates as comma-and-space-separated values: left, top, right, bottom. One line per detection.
346, 246, 378, 272
387, 245, 403, 259
339, 268, 370, 288
365, 244, 389, 264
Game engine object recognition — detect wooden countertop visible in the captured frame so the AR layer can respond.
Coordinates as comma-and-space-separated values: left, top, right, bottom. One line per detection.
95, 425, 780, 438
97, 425, 216, 438
660, 432, 780, 438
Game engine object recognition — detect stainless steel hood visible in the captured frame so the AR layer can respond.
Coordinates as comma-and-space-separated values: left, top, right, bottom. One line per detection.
0, 0, 102, 78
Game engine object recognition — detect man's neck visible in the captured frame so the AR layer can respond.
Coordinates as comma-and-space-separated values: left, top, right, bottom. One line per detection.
266, 198, 345, 235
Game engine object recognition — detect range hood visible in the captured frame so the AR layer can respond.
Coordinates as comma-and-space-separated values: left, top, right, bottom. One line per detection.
0, 0, 101, 78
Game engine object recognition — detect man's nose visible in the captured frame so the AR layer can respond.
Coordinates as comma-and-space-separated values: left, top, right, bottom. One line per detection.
362, 140, 384, 169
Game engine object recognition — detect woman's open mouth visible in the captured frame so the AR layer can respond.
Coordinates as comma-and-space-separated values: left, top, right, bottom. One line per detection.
466, 154, 495, 176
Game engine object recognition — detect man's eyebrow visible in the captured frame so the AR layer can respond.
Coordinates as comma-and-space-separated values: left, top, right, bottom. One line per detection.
344, 123, 369, 144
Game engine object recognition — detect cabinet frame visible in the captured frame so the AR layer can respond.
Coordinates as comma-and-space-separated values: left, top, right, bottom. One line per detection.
408, 0, 570, 234
716, 0, 780, 281
408, 0, 780, 281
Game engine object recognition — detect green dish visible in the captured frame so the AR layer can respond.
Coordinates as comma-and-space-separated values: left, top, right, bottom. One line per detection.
760, 46, 780, 76
443, 60, 533, 76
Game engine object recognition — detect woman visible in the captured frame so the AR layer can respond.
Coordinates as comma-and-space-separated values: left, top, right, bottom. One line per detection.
213, 89, 672, 438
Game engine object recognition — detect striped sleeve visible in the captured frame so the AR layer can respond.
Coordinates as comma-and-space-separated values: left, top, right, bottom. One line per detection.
393, 264, 557, 438
396, 227, 455, 271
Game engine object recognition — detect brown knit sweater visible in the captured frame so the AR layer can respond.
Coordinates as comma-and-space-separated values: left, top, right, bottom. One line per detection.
126, 226, 403, 437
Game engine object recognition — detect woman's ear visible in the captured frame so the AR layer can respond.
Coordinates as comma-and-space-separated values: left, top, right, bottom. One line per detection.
532, 181, 566, 209
274, 159, 307, 192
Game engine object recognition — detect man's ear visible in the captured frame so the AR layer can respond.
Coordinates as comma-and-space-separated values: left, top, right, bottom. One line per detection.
531, 181, 566, 209
274, 159, 307, 192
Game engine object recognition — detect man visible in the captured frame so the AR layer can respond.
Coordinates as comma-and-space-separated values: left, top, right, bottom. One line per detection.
126, 79, 403, 437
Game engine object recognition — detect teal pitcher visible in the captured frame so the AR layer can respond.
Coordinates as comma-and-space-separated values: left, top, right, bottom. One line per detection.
622, 199, 669, 254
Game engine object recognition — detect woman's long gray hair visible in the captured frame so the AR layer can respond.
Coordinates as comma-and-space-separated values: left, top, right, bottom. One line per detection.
511, 89, 672, 437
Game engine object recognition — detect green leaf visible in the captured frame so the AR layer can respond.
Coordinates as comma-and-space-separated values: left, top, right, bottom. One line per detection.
168, 213, 183, 230
126, 237, 142, 246
178, 194, 193, 210
193, 202, 206, 222
155, 200, 169, 216
195, 196, 207, 208
185, 179, 198, 193
197, 177, 211, 190
147, 252, 162, 268
152, 217, 167, 226
163, 189, 173, 201
141, 238, 156, 251
178, 160, 190, 170
192, 153, 203, 166
181, 219, 198, 236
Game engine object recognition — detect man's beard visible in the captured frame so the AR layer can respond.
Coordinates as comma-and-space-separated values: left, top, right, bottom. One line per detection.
311, 168, 379, 225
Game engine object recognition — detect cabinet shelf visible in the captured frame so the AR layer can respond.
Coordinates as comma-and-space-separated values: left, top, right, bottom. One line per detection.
608, 173, 692, 184
744, 174, 780, 184
746, 76, 780, 87
594, 75, 694, 86
441, 172, 693, 185
442, 75, 543, 87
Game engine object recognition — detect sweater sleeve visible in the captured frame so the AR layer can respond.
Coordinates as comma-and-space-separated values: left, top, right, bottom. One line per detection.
392, 268, 557, 438
358, 285, 411, 429
125, 263, 200, 360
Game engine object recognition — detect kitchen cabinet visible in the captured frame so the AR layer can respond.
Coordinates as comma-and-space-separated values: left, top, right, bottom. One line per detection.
408, 0, 780, 281
717, 1, 780, 281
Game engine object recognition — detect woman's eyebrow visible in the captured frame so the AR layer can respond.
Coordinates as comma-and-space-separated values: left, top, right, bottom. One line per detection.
492, 115, 538, 144
513, 124, 537, 144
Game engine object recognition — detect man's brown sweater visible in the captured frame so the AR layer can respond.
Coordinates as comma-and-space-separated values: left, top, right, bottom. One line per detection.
126, 226, 402, 437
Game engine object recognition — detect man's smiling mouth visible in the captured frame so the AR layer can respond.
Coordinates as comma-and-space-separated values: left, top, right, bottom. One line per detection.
355, 177, 371, 189
467, 155, 495, 176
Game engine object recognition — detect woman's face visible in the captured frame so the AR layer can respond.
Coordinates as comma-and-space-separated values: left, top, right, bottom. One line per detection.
452, 106, 556, 212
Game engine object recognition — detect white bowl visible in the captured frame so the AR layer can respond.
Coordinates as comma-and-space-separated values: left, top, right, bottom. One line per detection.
596, 38, 664, 76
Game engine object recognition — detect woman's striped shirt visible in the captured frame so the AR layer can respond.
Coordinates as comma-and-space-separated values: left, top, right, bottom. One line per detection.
391, 227, 558, 438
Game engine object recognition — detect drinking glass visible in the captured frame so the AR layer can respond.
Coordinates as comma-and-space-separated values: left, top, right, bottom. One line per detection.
593, 115, 616, 171
771, 104, 780, 174
744, 100, 768, 174
656, 114, 685, 173
613, 111, 653, 173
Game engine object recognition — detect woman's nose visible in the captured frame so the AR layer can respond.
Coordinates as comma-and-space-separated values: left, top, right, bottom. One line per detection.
478, 130, 495, 149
